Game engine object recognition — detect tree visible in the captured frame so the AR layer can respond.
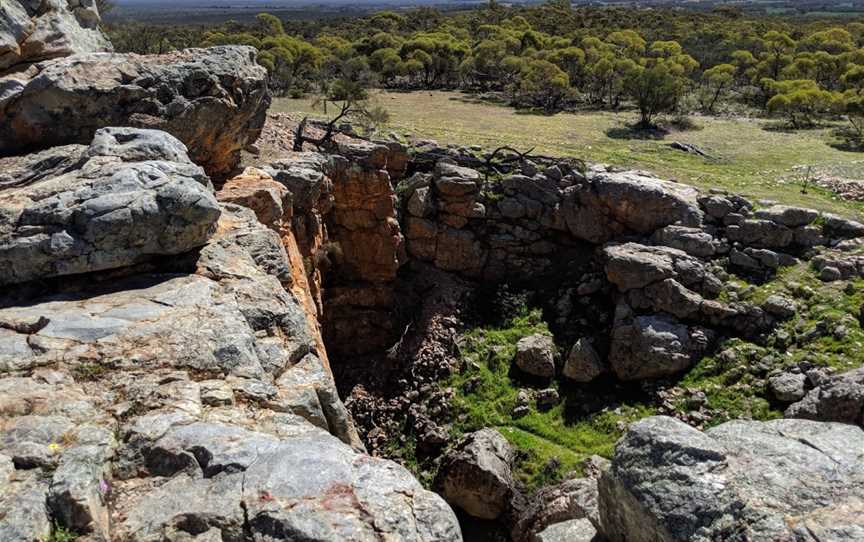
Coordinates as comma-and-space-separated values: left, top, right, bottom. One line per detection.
698, 63, 735, 112
766, 79, 837, 128
550, 46, 586, 87
369, 48, 402, 85
293, 63, 389, 151
759, 31, 796, 80
626, 61, 687, 127
840, 65, 864, 140
516, 59, 571, 112
625, 40, 697, 127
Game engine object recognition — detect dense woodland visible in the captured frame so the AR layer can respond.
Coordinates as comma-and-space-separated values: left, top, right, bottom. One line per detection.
109, 2, 864, 133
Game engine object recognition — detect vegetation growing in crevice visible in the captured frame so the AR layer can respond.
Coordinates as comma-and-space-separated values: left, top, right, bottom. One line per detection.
446, 302, 652, 489
673, 260, 864, 425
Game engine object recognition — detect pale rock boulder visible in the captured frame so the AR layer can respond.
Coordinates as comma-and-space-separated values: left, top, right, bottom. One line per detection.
563, 338, 605, 382
435, 428, 515, 520
0, 127, 220, 286
609, 311, 711, 381
537, 519, 600, 542
514, 333, 557, 378
0, 46, 270, 177
0, 0, 112, 73
563, 170, 703, 244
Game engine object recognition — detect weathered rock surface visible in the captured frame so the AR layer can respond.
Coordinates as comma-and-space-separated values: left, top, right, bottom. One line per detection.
216, 166, 290, 228
0, 132, 462, 540
536, 519, 600, 542
564, 170, 703, 243
563, 338, 605, 382
114, 421, 461, 542
0, 0, 111, 73
0, 127, 220, 286
603, 243, 720, 294
0, 46, 270, 177
512, 476, 599, 542
786, 367, 864, 425
514, 334, 556, 378
609, 311, 711, 380
598, 416, 864, 542
435, 428, 515, 520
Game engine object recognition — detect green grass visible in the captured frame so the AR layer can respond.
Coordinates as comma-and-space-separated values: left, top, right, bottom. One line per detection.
678, 261, 864, 424
448, 308, 653, 489
273, 91, 864, 219
45, 525, 78, 542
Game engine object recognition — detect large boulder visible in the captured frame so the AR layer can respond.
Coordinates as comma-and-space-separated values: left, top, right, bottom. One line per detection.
563, 171, 703, 244
514, 334, 557, 378
0, 127, 220, 286
603, 242, 720, 294
0, 0, 111, 73
563, 338, 605, 383
0, 46, 270, 177
608, 312, 711, 380
511, 476, 599, 542
435, 428, 515, 520
598, 416, 864, 542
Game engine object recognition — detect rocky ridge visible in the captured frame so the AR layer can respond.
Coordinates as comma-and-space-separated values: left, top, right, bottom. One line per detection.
1, 7, 863, 540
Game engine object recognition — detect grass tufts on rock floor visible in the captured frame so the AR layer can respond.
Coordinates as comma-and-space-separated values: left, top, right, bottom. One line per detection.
448, 306, 653, 489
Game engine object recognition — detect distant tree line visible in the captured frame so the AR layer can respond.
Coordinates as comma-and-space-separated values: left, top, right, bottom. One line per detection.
107, 2, 864, 137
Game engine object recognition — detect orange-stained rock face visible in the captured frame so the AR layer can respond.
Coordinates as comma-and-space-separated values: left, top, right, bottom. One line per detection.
217, 167, 291, 229
216, 167, 330, 368
328, 165, 404, 283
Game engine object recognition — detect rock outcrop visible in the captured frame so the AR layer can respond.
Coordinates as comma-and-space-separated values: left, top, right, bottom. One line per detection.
598, 416, 864, 541
0, 129, 463, 541
0, 127, 220, 286
0, 46, 270, 177
0, 0, 111, 73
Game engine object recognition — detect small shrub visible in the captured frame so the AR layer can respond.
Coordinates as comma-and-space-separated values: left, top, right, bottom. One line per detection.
46, 524, 79, 542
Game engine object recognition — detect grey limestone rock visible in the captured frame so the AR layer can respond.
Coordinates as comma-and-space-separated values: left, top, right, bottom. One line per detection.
598, 416, 864, 542
0, 127, 220, 286
0, 46, 270, 177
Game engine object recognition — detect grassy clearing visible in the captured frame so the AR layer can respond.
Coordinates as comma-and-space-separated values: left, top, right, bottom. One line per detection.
448, 307, 653, 489
273, 91, 864, 219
